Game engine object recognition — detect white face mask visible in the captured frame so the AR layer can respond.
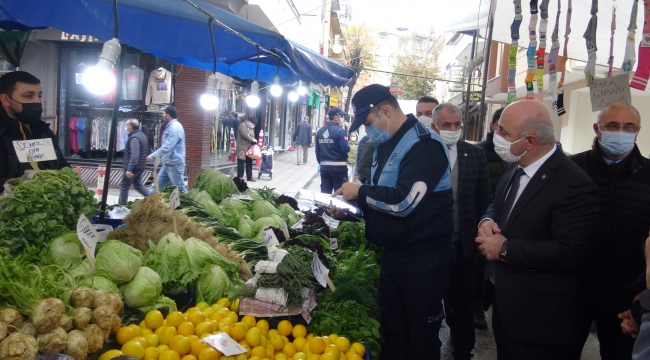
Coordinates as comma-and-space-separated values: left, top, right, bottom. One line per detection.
433, 123, 462, 146
417, 115, 433, 128
493, 132, 528, 163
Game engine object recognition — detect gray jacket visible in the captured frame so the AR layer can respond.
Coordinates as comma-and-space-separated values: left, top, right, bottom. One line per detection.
292, 121, 312, 145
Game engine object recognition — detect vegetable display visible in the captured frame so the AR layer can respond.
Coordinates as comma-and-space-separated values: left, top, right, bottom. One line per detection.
120, 267, 162, 308
0, 168, 97, 253
94, 241, 143, 285
193, 169, 239, 203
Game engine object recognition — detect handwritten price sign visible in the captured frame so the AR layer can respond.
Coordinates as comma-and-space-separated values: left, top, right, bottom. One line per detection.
589, 74, 632, 111
169, 188, 180, 215
77, 214, 99, 271
12, 138, 57, 163
202, 334, 247, 356
263, 229, 280, 249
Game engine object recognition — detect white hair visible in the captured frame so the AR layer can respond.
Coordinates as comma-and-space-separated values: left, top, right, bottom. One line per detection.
431, 103, 462, 123
521, 115, 555, 146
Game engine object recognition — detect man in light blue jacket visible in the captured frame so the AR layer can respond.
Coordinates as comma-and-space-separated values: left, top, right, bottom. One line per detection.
147, 106, 187, 193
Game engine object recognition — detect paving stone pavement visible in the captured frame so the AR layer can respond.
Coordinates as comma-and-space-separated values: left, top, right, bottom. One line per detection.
246, 146, 319, 197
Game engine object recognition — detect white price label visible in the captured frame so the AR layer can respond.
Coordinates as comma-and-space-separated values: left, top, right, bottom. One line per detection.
169, 188, 180, 215
281, 219, 290, 241
12, 138, 57, 163
77, 214, 99, 270
203, 334, 247, 356
291, 218, 305, 230
322, 213, 340, 230
311, 253, 330, 288
329, 238, 339, 251
231, 194, 253, 201
262, 229, 280, 249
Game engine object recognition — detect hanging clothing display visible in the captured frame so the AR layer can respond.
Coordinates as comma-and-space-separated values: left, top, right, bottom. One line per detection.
145, 68, 172, 105
622, 0, 639, 75
535, 0, 550, 102
525, 0, 539, 100
122, 66, 145, 101
549, 0, 562, 111
557, 0, 573, 116
607, 7, 616, 77
583, 0, 598, 85
507, 0, 523, 104
631, 0, 650, 90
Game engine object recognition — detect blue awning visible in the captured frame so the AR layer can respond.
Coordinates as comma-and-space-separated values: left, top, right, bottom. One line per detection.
0, 0, 353, 86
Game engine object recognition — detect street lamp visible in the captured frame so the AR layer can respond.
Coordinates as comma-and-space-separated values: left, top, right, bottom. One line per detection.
84, 38, 121, 95
288, 91, 299, 102
297, 80, 307, 96
270, 75, 283, 97
246, 81, 261, 108
200, 73, 219, 110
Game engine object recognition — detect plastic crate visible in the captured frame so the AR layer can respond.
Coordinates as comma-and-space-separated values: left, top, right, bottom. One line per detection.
92, 213, 124, 228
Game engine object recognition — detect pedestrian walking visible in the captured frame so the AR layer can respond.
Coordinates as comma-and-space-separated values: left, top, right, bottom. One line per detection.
331, 84, 455, 360
237, 116, 258, 182
147, 105, 187, 193
315, 107, 350, 193
119, 119, 149, 204
292, 116, 312, 165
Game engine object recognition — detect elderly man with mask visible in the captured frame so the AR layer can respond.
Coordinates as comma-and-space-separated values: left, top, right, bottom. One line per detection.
430, 103, 492, 360
571, 103, 650, 359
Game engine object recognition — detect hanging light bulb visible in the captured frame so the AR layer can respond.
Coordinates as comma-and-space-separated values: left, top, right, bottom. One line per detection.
270, 75, 283, 97
297, 80, 307, 96
200, 73, 219, 110
246, 81, 261, 108
84, 38, 121, 95
288, 91, 299, 102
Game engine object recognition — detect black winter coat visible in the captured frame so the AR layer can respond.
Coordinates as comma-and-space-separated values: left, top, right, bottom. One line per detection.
476, 131, 507, 195
571, 139, 650, 312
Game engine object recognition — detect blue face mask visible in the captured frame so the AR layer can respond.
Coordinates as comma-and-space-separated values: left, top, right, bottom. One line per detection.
599, 130, 637, 157
366, 112, 390, 143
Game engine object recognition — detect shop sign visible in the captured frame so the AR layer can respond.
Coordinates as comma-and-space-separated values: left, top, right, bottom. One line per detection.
448, 65, 465, 92
463, 91, 482, 102
329, 96, 339, 107
588, 74, 632, 111
33, 28, 102, 42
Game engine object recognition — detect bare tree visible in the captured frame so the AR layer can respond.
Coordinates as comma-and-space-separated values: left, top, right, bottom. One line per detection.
342, 24, 375, 113
391, 34, 443, 100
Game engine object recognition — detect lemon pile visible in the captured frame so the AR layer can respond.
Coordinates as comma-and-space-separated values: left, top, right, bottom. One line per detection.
101, 299, 367, 360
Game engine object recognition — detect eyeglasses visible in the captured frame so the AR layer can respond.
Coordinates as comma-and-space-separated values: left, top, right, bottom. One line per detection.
598, 123, 641, 133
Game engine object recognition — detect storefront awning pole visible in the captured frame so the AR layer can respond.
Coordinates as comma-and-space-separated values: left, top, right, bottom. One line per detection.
98, 48, 125, 223
462, 30, 478, 140
478, 1, 495, 140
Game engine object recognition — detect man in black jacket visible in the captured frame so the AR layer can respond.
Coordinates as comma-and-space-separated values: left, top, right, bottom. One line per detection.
476, 108, 507, 193
0, 71, 68, 191
476, 100, 599, 360
571, 103, 650, 359
119, 119, 150, 205
431, 103, 492, 359
316, 107, 350, 193
333, 84, 454, 359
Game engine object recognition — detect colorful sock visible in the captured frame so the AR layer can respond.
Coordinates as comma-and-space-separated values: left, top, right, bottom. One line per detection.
631, 0, 650, 89
583, 15, 598, 84
557, 87, 566, 116
511, 18, 523, 40
548, 40, 560, 105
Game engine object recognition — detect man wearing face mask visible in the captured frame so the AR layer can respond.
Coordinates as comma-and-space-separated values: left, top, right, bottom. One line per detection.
570, 103, 650, 359
315, 107, 350, 193
332, 84, 454, 360
430, 103, 492, 360
475, 101, 598, 360
0, 71, 68, 191
415, 96, 439, 128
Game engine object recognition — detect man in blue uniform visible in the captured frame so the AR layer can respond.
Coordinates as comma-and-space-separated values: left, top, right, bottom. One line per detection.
332, 84, 455, 360
316, 107, 350, 193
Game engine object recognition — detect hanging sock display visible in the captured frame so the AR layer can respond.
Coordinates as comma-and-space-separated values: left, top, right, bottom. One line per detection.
583, 0, 598, 86
548, 0, 562, 110
622, 0, 639, 75
526, 0, 540, 100
536, 0, 550, 102
507, 0, 524, 104
557, 0, 572, 116
607, 7, 617, 77
631, 0, 650, 90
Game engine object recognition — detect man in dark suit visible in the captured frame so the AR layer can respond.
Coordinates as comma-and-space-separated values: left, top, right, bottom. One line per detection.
430, 103, 492, 360
476, 101, 599, 360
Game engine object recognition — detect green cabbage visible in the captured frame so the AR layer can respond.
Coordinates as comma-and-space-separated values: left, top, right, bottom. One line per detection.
196, 265, 233, 305
269, 214, 285, 228
94, 240, 143, 284
250, 201, 278, 220
79, 275, 120, 294
138, 296, 178, 313
276, 204, 303, 227
144, 233, 191, 286
40, 232, 84, 269
253, 217, 281, 236
220, 197, 250, 215
184, 238, 239, 283
237, 215, 256, 238
69, 259, 93, 279
243, 189, 263, 201
194, 169, 239, 203
120, 267, 162, 308
187, 190, 239, 228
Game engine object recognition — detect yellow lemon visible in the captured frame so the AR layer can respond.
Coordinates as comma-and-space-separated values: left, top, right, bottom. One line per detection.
346, 356, 362, 360
246, 330, 262, 347
344, 350, 357, 358
350, 343, 365, 357
305, 334, 314, 342
268, 330, 279, 339
145, 334, 160, 348
170, 336, 191, 357
306, 355, 320, 360
219, 325, 232, 337
140, 321, 147, 329
198, 347, 221, 360
210, 304, 223, 312
282, 336, 289, 345
231, 323, 248, 341
230, 299, 240, 314
157, 345, 170, 354
293, 337, 307, 351
270, 335, 285, 351
324, 344, 340, 360
209, 312, 225, 323
320, 355, 336, 360
142, 329, 154, 337
237, 342, 251, 357
130, 324, 144, 337
190, 339, 207, 358
260, 336, 268, 348
219, 318, 234, 328
339, 353, 347, 360
226, 312, 238, 324
144, 348, 161, 360
121, 341, 145, 360
132, 337, 150, 349
328, 335, 338, 343
256, 320, 270, 336
155, 326, 168, 338
334, 338, 349, 353
182, 355, 197, 360
146, 311, 165, 330
251, 346, 267, 358
309, 338, 326, 355
166, 312, 186, 328
117, 326, 137, 345
277, 320, 293, 337
99, 349, 123, 360
293, 353, 307, 360
196, 302, 210, 310
216, 298, 231, 308
321, 337, 332, 347
292, 325, 307, 339
235, 355, 247, 360
178, 322, 195, 337
186, 307, 201, 313
202, 308, 215, 318
241, 315, 257, 329
187, 311, 207, 326
282, 343, 297, 357
274, 354, 288, 360
159, 350, 181, 360
221, 357, 235, 360
195, 322, 213, 337
267, 343, 275, 358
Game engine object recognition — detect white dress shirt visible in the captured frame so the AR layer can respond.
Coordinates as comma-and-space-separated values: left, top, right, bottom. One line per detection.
449, 143, 458, 169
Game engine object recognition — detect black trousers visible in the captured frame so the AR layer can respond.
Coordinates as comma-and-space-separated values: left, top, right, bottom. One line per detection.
493, 300, 582, 360
475, 256, 486, 303
320, 165, 348, 194
237, 158, 253, 179
443, 242, 476, 359
576, 305, 635, 360
378, 243, 455, 360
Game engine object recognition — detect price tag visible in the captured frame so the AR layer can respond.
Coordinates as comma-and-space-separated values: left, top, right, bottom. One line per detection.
311, 253, 330, 288
322, 213, 340, 230
329, 238, 339, 251
12, 138, 57, 163
203, 334, 247, 356
231, 194, 254, 201
77, 214, 99, 271
291, 218, 305, 230
169, 188, 180, 215
262, 229, 280, 249
281, 219, 290, 241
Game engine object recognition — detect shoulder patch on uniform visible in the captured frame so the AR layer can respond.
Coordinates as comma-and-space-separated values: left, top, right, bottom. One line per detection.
388, 153, 398, 166
414, 122, 430, 139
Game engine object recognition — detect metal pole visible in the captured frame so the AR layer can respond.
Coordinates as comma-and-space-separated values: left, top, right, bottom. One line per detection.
98, 51, 125, 223
478, 2, 495, 141
463, 30, 478, 140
